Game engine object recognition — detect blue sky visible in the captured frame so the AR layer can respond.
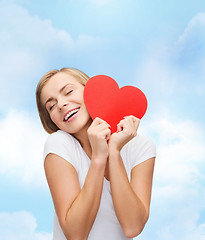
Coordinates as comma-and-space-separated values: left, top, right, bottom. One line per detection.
0, 0, 205, 239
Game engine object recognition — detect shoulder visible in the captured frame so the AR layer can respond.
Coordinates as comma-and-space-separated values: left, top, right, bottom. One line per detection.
123, 134, 156, 168
45, 130, 75, 145
44, 130, 79, 164
44, 130, 78, 152
127, 134, 156, 150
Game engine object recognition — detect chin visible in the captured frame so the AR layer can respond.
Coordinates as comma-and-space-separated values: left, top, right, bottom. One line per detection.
66, 118, 92, 136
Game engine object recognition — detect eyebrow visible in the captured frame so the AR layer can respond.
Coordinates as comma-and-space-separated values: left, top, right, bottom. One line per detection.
45, 84, 72, 106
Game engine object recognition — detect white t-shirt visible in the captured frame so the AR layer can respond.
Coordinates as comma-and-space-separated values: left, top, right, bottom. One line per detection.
44, 130, 156, 240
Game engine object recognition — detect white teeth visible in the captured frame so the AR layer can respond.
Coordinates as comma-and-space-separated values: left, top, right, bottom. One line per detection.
64, 108, 79, 121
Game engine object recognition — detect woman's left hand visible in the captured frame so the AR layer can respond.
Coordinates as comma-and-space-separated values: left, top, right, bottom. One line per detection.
108, 115, 140, 152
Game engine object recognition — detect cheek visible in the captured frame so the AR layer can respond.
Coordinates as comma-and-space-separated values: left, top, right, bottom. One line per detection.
50, 112, 59, 126
79, 94, 86, 106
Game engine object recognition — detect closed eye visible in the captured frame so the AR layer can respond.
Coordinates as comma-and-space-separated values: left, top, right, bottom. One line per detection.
49, 104, 55, 111
66, 90, 73, 95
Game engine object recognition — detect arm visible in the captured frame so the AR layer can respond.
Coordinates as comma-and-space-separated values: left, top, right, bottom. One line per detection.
108, 116, 155, 238
44, 118, 111, 240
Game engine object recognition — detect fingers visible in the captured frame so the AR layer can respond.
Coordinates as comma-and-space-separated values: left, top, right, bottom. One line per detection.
89, 116, 139, 139
88, 118, 111, 162
124, 115, 140, 125
88, 117, 111, 140
91, 117, 110, 127
117, 115, 140, 136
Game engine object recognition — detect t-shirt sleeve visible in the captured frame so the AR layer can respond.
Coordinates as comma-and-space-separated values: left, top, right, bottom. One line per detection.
129, 135, 156, 169
43, 130, 78, 171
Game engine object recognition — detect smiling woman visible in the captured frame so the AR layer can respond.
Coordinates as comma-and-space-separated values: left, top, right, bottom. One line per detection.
36, 68, 89, 134
40, 71, 91, 137
36, 67, 156, 240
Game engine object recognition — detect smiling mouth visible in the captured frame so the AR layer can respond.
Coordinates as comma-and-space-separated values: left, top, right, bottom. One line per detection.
64, 108, 80, 121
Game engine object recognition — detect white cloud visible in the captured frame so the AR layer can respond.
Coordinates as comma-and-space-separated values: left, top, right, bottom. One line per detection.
175, 12, 205, 69
136, 45, 175, 94
0, 211, 52, 240
135, 12, 205, 125
177, 12, 205, 46
0, 1, 71, 111
137, 12, 205, 230
144, 117, 205, 191
0, 0, 108, 112
0, 110, 48, 187
0, 0, 107, 65
0, 1, 73, 52
139, 116, 205, 240
0, 0, 109, 56
133, 13, 205, 239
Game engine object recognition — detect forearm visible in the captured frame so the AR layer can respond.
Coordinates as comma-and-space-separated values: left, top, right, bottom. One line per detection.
63, 160, 105, 240
109, 150, 148, 238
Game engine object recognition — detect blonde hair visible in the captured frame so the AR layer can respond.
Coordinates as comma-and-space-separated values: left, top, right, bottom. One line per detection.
36, 67, 90, 134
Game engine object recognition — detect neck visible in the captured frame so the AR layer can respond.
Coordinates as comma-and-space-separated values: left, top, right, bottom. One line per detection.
72, 118, 93, 158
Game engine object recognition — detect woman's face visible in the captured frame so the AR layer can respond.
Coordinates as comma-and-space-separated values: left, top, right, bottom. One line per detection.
41, 72, 92, 135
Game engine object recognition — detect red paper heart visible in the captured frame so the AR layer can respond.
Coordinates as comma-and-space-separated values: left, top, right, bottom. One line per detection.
84, 75, 148, 133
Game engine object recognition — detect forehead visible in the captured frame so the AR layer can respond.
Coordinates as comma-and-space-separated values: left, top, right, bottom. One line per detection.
41, 72, 82, 103
48, 72, 80, 86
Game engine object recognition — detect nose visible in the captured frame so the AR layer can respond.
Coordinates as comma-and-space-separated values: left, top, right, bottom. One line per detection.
59, 103, 67, 111
58, 97, 68, 111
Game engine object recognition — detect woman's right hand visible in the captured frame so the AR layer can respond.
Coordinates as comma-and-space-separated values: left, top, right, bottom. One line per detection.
87, 117, 111, 165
